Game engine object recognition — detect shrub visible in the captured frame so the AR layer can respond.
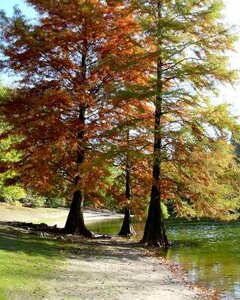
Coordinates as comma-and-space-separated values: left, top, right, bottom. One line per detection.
45, 195, 66, 208
20, 191, 46, 208
1, 185, 26, 205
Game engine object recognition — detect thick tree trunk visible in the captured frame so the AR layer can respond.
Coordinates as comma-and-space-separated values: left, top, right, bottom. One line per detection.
118, 206, 135, 236
64, 190, 92, 237
63, 47, 93, 237
140, 107, 170, 246
140, 0, 169, 247
140, 185, 169, 246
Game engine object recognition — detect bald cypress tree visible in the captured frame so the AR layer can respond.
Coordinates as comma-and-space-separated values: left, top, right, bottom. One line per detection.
132, 0, 238, 247
0, 0, 138, 236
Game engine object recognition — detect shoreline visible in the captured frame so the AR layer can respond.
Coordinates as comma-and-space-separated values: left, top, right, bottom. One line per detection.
0, 203, 218, 299
48, 238, 216, 300
147, 248, 219, 300
0, 203, 123, 227
84, 207, 124, 224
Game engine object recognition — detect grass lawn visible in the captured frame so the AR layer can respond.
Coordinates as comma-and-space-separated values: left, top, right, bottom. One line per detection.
0, 225, 65, 300
0, 209, 210, 300
0, 203, 123, 299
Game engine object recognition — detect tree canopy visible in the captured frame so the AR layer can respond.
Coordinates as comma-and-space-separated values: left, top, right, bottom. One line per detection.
0, 0, 240, 246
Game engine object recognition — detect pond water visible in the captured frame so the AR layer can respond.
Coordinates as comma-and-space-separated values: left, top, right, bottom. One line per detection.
88, 218, 240, 300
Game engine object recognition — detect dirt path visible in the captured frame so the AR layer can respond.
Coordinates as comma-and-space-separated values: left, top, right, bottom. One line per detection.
0, 204, 214, 300
47, 240, 211, 300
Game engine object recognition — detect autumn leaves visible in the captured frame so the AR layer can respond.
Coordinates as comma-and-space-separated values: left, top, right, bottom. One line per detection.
0, 1, 240, 246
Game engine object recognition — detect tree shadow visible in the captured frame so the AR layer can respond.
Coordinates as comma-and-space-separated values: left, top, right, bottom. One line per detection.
0, 229, 61, 259
0, 221, 146, 263
68, 239, 146, 262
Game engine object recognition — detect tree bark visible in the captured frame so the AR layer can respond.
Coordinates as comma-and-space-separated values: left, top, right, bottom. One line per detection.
140, 185, 169, 246
140, 0, 169, 247
140, 104, 169, 246
64, 190, 92, 237
63, 106, 92, 237
118, 206, 135, 236
118, 128, 135, 236
64, 48, 92, 237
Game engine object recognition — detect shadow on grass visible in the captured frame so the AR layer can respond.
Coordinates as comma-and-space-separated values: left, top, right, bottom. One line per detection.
0, 226, 66, 300
0, 221, 146, 263
0, 225, 62, 259
0, 220, 206, 264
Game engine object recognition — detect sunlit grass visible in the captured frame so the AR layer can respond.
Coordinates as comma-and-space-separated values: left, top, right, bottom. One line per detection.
0, 227, 64, 300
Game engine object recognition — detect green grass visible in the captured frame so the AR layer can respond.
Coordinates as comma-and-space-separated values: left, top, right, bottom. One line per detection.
0, 226, 65, 300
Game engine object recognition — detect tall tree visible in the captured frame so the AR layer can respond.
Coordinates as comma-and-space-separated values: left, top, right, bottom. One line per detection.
131, 0, 239, 246
101, 98, 152, 235
0, 0, 138, 236
117, 127, 135, 236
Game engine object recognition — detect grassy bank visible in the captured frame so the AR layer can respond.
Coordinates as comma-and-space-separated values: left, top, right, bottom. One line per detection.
0, 225, 65, 299
0, 203, 122, 299
0, 223, 213, 300
0, 204, 213, 300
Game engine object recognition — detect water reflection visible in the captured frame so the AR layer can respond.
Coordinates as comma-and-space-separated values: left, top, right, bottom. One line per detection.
166, 221, 240, 300
88, 218, 240, 300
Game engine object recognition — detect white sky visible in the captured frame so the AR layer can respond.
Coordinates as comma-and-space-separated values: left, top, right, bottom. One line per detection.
187, 0, 240, 116
0, 0, 240, 114
219, 0, 240, 115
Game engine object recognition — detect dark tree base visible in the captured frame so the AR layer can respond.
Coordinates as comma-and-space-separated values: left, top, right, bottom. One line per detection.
139, 233, 171, 247
2, 221, 113, 241
140, 185, 170, 248
139, 217, 171, 247
63, 227, 93, 238
118, 224, 135, 237
64, 190, 92, 238
118, 207, 135, 236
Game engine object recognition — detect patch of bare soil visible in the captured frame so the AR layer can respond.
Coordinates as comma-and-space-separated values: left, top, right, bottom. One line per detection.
46, 239, 217, 300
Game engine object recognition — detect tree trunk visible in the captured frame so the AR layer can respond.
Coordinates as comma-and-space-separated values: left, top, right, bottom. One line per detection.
118, 128, 135, 236
118, 206, 135, 236
140, 185, 169, 246
64, 47, 92, 237
64, 190, 92, 237
140, 0, 169, 247
140, 94, 170, 246
140, 76, 169, 246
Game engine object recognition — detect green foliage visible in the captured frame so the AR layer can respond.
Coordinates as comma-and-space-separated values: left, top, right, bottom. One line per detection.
161, 202, 169, 220
96, 166, 122, 211
45, 194, 66, 208
0, 85, 26, 205
131, 0, 240, 221
20, 192, 46, 208
1, 185, 26, 205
